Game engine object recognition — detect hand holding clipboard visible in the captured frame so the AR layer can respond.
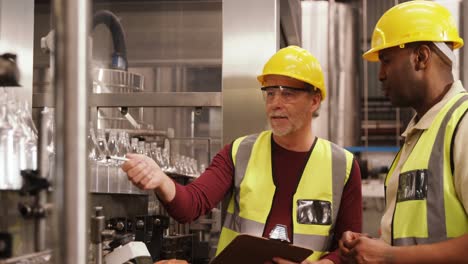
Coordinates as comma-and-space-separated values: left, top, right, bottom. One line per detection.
211, 234, 313, 264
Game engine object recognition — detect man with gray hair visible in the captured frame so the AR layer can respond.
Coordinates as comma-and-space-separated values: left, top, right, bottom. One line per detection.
123, 46, 363, 263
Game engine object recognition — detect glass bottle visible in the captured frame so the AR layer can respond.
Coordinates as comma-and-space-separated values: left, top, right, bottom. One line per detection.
42, 107, 55, 181
150, 142, 158, 163
107, 130, 119, 193
87, 125, 97, 192
130, 137, 139, 153
155, 147, 164, 168
0, 94, 16, 189
96, 129, 109, 161
116, 131, 128, 158
145, 142, 151, 157
87, 126, 98, 161
24, 126, 38, 170
4, 92, 22, 189
107, 130, 119, 157
137, 141, 145, 155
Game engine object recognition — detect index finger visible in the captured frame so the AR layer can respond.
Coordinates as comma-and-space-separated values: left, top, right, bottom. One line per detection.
345, 235, 362, 250
121, 154, 144, 171
342, 231, 363, 245
271, 257, 295, 264
339, 238, 351, 255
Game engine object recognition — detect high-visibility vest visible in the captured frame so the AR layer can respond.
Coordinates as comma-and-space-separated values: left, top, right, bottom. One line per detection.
216, 131, 354, 260
386, 93, 468, 246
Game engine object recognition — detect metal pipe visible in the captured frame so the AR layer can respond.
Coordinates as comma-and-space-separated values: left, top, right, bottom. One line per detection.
91, 207, 105, 264
362, 0, 369, 150
35, 108, 49, 252
34, 193, 47, 252
462, 1, 468, 86
52, 0, 90, 263
92, 10, 128, 70
394, 0, 400, 147
327, 0, 336, 141
104, 128, 167, 137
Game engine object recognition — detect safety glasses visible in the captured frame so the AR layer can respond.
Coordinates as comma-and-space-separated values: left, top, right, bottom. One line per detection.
261, 85, 311, 104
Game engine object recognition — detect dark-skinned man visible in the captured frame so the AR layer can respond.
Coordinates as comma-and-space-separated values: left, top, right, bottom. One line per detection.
340, 1, 468, 263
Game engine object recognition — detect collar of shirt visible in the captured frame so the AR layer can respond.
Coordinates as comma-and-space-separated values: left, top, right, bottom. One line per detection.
402, 80, 466, 138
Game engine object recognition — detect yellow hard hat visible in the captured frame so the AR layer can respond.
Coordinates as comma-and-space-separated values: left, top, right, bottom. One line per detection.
363, 0, 464, 62
257, 45, 326, 100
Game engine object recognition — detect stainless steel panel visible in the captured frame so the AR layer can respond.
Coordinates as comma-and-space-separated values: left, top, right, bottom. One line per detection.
302, 1, 359, 146
32, 93, 53, 108
91, 1, 222, 67
334, 3, 359, 147
0, 0, 34, 104
302, 1, 329, 140
52, 0, 90, 263
90, 92, 222, 107
222, 0, 279, 144
280, 0, 302, 46
0, 0, 36, 259
362, 0, 369, 149
463, 1, 468, 87
33, 92, 222, 108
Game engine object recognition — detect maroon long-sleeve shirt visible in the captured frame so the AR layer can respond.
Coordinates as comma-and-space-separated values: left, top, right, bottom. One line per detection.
164, 138, 362, 264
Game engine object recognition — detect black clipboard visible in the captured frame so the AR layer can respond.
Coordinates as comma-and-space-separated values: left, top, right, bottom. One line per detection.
211, 234, 313, 264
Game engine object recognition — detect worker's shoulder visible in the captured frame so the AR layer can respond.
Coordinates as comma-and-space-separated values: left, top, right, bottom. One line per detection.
316, 137, 352, 155
232, 131, 270, 143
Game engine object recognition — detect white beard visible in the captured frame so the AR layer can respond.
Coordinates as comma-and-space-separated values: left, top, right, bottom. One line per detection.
268, 116, 305, 137
270, 122, 293, 136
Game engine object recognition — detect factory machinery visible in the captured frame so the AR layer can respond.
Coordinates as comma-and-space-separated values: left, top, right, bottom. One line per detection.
0, 1, 222, 263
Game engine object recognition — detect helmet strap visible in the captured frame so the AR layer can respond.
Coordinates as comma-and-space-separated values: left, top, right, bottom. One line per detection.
432, 42, 455, 67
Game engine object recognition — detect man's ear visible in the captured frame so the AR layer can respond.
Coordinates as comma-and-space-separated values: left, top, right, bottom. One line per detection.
414, 45, 431, 70
310, 93, 321, 113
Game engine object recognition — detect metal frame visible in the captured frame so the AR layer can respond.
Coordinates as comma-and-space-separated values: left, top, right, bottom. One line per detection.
33, 92, 222, 108
52, 0, 90, 263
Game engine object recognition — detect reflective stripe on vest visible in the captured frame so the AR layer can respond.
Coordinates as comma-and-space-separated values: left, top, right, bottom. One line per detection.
223, 211, 331, 250
389, 94, 468, 246
217, 131, 353, 259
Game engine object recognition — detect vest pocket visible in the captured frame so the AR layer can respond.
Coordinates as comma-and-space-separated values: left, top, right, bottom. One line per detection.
397, 169, 428, 202
296, 199, 331, 225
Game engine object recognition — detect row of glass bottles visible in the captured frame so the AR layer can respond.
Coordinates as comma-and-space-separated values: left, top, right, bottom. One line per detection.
0, 89, 39, 190
88, 127, 202, 194
88, 128, 139, 193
